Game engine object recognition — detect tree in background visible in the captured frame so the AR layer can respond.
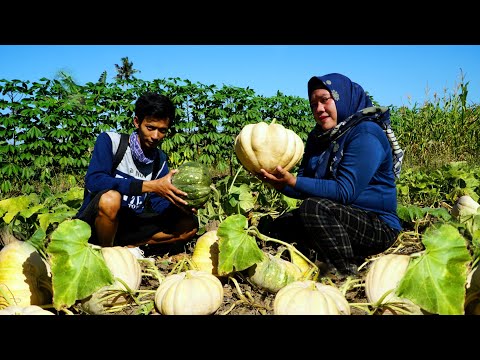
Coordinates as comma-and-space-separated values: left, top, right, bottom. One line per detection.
114, 57, 141, 82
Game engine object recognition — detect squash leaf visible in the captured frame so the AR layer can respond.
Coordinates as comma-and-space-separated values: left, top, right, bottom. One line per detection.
396, 223, 472, 315
225, 184, 255, 214
217, 214, 265, 275
38, 210, 77, 232
397, 204, 425, 223
47, 219, 114, 310
281, 194, 299, 211
0, 194, 40, 224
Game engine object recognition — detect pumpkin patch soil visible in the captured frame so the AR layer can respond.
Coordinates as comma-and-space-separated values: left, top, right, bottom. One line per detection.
80, 238, 417, 316
67, 226, 423, 316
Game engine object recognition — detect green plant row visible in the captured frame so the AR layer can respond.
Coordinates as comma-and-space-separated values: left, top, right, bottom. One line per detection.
1, 72, 479, 198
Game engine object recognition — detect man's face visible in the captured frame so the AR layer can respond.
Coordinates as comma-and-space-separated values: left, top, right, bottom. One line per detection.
134, 116, 170, 152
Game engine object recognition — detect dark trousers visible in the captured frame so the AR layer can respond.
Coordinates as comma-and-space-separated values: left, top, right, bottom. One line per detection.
262, 198, 399, 275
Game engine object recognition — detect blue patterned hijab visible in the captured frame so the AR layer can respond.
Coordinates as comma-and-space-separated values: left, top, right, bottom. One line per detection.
308, 73, 373, 124
307, 73, 404, 178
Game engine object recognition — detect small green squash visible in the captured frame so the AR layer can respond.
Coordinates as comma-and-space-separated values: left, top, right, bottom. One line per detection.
248, 252, 303, 293
172, 161, 212, 208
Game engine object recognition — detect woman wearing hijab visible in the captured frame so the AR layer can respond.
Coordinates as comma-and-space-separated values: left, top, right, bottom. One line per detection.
259, 73, 403, 276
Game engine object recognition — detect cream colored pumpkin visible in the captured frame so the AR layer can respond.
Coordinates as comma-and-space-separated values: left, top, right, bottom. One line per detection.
80, 246, 142, 314
191, 230, 220, 275
0, 304, 55, 315
101, 247, 142, 291
234, 118, 304, 174
365, 253, 422, 314
451, 195, 479, 219
465, 265, 480, 314
154, 270, 224, 315
274, 280, 350, 315
0, 236, 52, 309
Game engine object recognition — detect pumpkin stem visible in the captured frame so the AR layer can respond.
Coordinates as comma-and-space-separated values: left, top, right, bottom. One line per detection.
248, 225, 319, 278
228, 166, 244, 194
0, 227, 19, 247
271, 118, 277, 125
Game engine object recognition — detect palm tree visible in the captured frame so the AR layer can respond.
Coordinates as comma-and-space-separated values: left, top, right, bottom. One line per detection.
114, 57, 141, 82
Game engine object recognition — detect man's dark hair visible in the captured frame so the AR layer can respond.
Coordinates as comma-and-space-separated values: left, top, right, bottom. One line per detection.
135, 92, 176, 127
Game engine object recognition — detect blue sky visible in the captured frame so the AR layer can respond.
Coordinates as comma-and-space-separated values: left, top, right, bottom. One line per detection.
1, 45, 479, 108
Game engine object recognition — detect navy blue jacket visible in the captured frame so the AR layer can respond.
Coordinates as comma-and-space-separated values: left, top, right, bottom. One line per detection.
77, 132, 172, 215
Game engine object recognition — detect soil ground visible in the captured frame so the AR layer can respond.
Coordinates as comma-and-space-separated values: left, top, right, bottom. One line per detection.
68, 235, 423, 316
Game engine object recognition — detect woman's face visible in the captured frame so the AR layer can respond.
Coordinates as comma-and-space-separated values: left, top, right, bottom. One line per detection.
310, 88, 337, 131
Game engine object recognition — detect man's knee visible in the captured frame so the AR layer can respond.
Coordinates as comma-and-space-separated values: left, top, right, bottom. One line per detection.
98, 190, 122, 217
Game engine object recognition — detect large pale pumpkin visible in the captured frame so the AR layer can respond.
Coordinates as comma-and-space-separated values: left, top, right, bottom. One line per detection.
191, 230, 220, 275
234, 118, 304, 174
451, 195, 479, 219
154, 270, 224, 315
365, 253, 422, 315
0, 235, 52, 309
274, 280, 350, 315
80, 246, 142, 314
465, 265, 480, 314
0, 304, 55, 315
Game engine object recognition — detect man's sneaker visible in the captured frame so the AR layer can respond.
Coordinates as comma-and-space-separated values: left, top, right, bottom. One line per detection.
127, 246, 155, 264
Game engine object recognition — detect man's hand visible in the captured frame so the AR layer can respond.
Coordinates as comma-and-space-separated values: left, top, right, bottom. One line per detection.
143, 169, 194, 210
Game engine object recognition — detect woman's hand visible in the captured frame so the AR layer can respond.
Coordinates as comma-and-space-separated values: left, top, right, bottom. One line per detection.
258, 165, 296, 190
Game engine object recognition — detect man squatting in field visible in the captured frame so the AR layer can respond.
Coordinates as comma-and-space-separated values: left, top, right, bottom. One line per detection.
75, 92, 198, 251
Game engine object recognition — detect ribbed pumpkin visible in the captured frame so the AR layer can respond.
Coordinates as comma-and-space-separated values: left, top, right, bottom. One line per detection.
451, 195, 479, 219
0, 235, 52, 310
154, 270, 224, 315
80, 246, 142, 314
274, 280, 351, 315
465, 265, 480, 314
248, 252, 303, 293
365, 253, 422, 315
234, 118, 304, 174
191, 230, 220, 275
0, 304, 55, 315
172, 161, 212, 208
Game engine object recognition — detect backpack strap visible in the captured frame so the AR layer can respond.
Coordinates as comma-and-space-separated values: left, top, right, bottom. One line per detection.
151, 153, 161, 179
113, 133, 162, 179
111, 133, 129, 175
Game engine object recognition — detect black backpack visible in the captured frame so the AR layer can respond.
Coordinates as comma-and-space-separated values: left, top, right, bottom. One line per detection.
112, 133, 161, 177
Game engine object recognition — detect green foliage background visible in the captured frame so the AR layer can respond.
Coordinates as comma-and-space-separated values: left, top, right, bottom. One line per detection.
1, 72, 479, 199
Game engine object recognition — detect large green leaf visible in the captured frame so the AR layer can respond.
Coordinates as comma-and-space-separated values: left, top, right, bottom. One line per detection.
397, 223, 472, 315
47, 219, 114, 310
37, 210, 77, 232
0, 194, 40, 224
217, 214, 264, 275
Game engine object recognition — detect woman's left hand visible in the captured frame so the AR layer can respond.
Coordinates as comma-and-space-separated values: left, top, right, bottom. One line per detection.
258, 165, 296, 190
